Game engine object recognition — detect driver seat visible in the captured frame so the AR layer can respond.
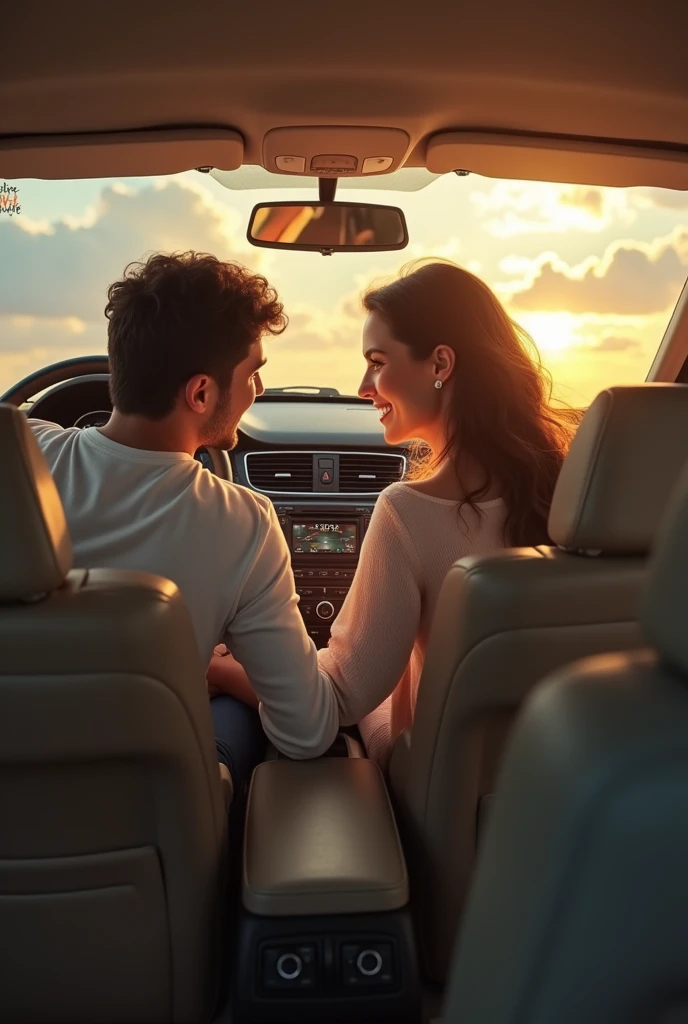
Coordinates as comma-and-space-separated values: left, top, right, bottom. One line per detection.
0, 404, 228, 1024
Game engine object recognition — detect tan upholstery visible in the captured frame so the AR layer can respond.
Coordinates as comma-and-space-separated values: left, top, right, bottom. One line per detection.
443, 469, 688, 1023
0, 404, 72, 600
241, 757, 405, 917
549, 383, 688, 553
0, 405, 228, 1024
243, 759, 408, 916
219, 761, 235, 809
389, 383, 688, 983
644, 463, 688, 675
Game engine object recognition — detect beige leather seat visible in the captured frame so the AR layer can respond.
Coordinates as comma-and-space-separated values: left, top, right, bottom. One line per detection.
443, 464, 688, 1024
0, 405, 228, 1024
389, 383, 688, 982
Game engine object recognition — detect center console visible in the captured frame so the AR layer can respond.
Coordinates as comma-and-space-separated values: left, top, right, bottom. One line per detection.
232, 758, 420, 1023
274, 502, 374, 648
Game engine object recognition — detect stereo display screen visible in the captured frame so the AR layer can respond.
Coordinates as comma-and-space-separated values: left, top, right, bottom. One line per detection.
292, 522, 358, 555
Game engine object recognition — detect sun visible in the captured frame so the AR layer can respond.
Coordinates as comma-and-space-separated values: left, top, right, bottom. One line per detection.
518, 311, 580, 354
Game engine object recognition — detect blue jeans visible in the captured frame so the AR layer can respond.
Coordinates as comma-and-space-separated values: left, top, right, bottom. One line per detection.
210, 694, 266, 785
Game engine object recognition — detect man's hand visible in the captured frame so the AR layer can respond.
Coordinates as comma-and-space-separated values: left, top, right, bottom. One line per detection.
206, 647, 260, 709
207, 645, 229, 697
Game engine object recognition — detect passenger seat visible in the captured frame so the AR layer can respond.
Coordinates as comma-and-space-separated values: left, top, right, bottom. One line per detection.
443, 462, 688, 1024
389, 383, 688, 982
0, 404, 228, 1024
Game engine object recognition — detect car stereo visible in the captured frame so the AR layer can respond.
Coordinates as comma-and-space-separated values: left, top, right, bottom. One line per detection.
274, 504, 372, 647
291, 521, 358, 556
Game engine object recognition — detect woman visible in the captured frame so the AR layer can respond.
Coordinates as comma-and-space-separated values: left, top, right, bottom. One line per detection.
316, 260, 577, 765
209, 260, 577, 768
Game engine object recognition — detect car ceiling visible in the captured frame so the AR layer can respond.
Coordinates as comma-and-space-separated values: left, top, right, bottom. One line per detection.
2, 0, 688, 168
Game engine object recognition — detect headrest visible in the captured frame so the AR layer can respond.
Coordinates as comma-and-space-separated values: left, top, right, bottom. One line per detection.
548, 384, 688, 554
0, 404, 72, 601
643, 464, 688, 675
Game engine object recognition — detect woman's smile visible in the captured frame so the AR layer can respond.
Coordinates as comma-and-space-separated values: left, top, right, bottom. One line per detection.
375, 402, 393, 423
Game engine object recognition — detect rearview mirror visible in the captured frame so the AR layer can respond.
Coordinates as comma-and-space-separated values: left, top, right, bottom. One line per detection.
247, 201, 408, 254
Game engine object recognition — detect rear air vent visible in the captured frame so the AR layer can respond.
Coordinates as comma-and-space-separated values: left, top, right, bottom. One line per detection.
245, 452, 313, 493
338, 453, 406, 494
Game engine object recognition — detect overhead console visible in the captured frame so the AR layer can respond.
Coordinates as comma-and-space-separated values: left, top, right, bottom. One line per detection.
233, 758, 419, 1022
262, 125, 411, 179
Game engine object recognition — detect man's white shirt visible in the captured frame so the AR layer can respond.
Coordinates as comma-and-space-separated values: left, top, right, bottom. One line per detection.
30, 419, 339, 758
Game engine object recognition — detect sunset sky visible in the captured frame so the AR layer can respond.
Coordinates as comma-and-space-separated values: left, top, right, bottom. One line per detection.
1, 170, 686, 407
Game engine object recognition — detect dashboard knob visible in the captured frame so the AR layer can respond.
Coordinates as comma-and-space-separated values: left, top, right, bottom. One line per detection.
315, 600, 335, 621
276, 953, 303, 980
356, 949, 383, 977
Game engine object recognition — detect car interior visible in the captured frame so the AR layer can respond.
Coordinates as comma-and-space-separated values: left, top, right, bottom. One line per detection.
2, 2, 688, 1022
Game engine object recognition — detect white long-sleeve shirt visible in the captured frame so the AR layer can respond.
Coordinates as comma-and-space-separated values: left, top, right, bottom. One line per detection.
29, 420, 340, 760
319, 483, 507, 766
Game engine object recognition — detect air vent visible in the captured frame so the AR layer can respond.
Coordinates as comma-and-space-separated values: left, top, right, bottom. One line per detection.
338, 453, 405, 494
245, 452, 314, 493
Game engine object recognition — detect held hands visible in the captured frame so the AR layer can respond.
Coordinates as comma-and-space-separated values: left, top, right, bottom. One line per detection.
207, 644, 230, 697
207, 646, 260, 710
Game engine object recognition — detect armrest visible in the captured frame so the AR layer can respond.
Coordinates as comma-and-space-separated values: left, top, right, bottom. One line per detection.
242, 758, 408, 916
264, 729, 366, 761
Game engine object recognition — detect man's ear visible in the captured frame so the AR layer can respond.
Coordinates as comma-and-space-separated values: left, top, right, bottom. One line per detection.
185, 374, 212, 414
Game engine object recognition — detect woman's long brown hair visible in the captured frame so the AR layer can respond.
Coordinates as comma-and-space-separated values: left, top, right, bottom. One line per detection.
363, 260, 580, 546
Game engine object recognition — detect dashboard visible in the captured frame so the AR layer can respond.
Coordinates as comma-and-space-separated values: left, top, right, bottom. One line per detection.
229, 397, 407, 646
25, 376, 407, 649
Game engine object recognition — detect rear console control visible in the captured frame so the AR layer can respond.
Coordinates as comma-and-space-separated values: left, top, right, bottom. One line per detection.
261, 942, 319, 993
236, 921, 418, 1021
341, 941, 394, 988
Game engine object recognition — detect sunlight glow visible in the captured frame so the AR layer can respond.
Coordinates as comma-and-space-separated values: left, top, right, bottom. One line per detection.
518, 311, 581, 354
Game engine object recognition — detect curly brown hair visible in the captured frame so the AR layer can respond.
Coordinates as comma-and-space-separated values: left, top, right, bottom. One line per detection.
364, 260, 581, 546
105, 251, 287, 418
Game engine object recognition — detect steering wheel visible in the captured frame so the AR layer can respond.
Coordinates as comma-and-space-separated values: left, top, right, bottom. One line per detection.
1, 354, 233, 481
0, 355, 111, 407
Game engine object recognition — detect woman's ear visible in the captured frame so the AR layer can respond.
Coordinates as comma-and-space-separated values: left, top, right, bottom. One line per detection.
434, 344, 455, 383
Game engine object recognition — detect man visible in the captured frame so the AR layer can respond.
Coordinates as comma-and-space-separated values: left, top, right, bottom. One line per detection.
30, 251, 341, 784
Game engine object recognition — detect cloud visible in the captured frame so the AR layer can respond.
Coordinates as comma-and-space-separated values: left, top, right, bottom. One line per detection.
263, 309, 363, 396
560, 187, 605, 217
0, 178, 265, 323
508, 228, 688, 315
0, 314, 104, 355
0, 299, 367, 399
591, 335, 641, 352
500, 252, 557, 276
634, 188, 688, 211
469, 181, 634, 238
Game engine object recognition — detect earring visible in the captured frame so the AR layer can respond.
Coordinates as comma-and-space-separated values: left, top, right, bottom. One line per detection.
434, 380, 443, 389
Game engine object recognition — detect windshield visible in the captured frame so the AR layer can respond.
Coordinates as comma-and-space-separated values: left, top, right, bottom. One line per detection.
1, 171, 686, 405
